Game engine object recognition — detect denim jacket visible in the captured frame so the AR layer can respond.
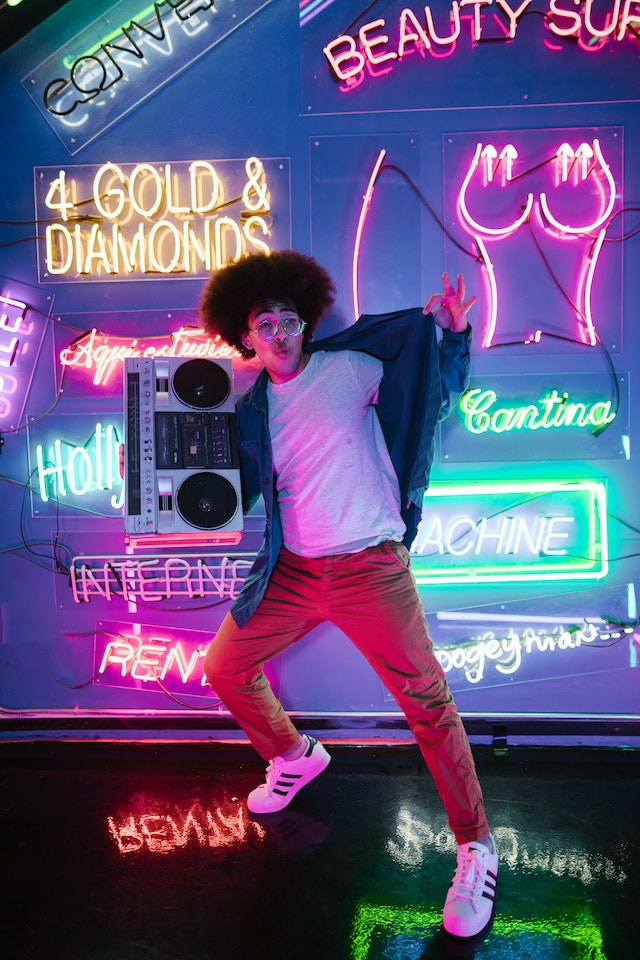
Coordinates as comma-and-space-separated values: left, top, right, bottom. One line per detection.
230, 308, 471, 627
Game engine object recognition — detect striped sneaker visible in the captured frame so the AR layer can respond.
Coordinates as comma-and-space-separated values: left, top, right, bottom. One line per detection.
247, 737, 331, 814
442, 836, 498, 938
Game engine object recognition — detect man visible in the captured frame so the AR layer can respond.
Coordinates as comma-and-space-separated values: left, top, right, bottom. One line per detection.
200, 250, 498, 939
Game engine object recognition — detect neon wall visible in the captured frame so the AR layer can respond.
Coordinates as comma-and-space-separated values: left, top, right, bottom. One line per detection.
0, 0, 638, 732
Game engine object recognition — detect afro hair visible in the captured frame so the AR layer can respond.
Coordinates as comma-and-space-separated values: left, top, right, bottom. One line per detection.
199, 250, 336, 359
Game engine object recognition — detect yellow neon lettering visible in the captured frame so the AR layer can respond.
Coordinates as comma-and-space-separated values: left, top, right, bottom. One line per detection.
189, 160, 220, 213
242, 216, 271, 256
93, 163, 127, 220
129, 163, 164, 218
44, 171, 75, 221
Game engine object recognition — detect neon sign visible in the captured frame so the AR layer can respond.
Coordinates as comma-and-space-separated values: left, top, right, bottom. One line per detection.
459, 388, 616, 434
22, 0, 271, 154
34, 421, 123, 511
71, 552, 254, 603
433, 618, 634, 684
93, 620, 280, 700
456, 138, 616, 347
108, 800, 267, 855
59, 326, 244, 388
323, 1, 640, 85
34, 157, 291, 282
411, 480, 608, 583
0, 289, 50, 429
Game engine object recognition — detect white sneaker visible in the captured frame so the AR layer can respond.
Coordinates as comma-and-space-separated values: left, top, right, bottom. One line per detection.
442, 836, 498, 938
247, 737, 331, 814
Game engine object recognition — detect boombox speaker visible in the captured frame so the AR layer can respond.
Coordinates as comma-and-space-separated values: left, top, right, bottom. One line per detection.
124, 356, 243, 549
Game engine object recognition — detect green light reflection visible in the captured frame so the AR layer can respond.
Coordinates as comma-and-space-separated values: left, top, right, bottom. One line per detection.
351, 902, 606, 960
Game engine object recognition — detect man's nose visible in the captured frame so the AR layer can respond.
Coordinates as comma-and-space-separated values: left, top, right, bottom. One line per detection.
272, 321, 289, 341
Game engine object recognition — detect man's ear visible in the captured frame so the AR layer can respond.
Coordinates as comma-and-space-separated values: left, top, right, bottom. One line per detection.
240, 331, 252, 350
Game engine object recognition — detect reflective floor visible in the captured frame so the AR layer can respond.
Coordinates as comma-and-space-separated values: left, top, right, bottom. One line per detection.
1, 740, 638, 960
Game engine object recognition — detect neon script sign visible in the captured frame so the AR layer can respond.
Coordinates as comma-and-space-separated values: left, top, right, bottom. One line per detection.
411, 479, 608, 584
60, 326, 244, 388
34, 157, 290, 282
459, 388, 616, 433
323, 1, 640, 85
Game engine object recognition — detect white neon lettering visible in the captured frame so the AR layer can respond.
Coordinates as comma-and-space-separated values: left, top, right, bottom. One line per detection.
541, 516, 574, 554
433, 620, 603, 685
412, 512, 578, 558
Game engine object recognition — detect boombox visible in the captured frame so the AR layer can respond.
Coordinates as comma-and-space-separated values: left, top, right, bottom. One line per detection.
124, 356, 243, 549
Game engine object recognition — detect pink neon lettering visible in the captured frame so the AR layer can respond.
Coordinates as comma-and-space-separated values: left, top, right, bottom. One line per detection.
495, 0, 533, 39
459, 0, 492, 41
398, 8, 432, 57
584, 0, 621, 37
424, 2, 462, 44
359, 19, 398, 65
323, 35, 365, 80
548, 0, 583, 36
616, 0, 640, 38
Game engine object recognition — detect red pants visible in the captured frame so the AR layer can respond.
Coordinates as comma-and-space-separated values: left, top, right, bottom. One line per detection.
204, 540, 489, 843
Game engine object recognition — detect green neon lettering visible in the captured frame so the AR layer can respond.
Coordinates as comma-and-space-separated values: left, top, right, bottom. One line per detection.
460, 388, 615, 434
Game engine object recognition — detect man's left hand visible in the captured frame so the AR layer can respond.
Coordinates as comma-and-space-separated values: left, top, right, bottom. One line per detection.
423, 272, 476, 333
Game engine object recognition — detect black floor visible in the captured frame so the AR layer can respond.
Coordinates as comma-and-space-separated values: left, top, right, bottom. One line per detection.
1, 740, 638, 960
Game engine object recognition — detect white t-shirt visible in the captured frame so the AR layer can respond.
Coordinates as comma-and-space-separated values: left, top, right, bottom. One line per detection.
266, 350, 406, 557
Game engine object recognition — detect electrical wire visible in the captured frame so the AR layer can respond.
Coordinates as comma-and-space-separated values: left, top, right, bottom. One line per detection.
378, 162, 481, 261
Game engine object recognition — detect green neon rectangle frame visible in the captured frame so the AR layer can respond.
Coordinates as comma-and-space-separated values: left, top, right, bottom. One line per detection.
410, 480, 608, 585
